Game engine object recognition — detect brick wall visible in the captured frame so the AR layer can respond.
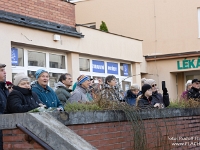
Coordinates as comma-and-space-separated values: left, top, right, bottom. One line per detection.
0, 0, 75, 27
2, 113, 200, 150
67, 115, 200, 150
3, 129, 45, 150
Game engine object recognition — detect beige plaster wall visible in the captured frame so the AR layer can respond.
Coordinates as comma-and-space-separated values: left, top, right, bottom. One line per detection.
75, 0, 200, 55
142, 56, 200, 100
77, 26, 143, 62
0, 22, 142, 83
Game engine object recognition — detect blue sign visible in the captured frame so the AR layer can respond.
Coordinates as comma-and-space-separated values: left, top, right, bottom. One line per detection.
123, 64, 129, 76
107, 62, 118, 75
11, 47, 18, 65
92, 60, 105, 73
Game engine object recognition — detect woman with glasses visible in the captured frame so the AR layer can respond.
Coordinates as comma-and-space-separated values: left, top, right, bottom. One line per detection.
141, 78, 170, 108
101, 75, 120, 101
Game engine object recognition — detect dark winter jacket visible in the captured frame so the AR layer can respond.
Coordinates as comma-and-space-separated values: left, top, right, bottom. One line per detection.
152, 91, 170, 107
32, 82, 63, 109
7, 86, 42, 113
124, 90, 142, 106
136, 95, 157, 109
55, 81, 72, 105
0, 82, 9, 114
187, 87, 200, 100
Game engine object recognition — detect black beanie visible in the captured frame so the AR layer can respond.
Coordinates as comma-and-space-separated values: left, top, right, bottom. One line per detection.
142, 84, 152, 94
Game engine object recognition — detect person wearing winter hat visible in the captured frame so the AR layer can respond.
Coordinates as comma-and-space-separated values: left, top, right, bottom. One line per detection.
68, 75, 91, 103
5, 81, 13, 93
136, 84, 161, 109
7, 73, 43, 113
31, 69, 64, 110
124, 84, 142, 106
181, 80, 192, 100
141, 78, 170, 108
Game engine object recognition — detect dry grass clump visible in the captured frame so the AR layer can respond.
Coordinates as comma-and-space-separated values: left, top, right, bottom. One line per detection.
168, 99, 200, 108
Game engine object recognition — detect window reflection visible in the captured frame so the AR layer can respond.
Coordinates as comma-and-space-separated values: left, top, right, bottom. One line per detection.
79, 58, 90, 71
49, 73, 62, 89
120, 63, 131, 76
28, 51, 46, 67
49, 54, 65, 69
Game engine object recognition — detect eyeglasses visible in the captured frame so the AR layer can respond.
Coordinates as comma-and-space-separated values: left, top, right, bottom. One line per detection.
152, 84, 157, 87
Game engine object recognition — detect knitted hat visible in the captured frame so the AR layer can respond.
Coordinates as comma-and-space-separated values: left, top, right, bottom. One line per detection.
141, 78, 156, 85
13, 73, 29, 86
130, 84, 140, 91
192, 79, 200, 84
77, 75, 90, 85
6, 81, 13, 86
142, 84, 152, 94
35, 69, 48, 80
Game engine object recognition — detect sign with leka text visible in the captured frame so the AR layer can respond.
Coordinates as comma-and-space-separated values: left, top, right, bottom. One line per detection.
177, 58, 200, 70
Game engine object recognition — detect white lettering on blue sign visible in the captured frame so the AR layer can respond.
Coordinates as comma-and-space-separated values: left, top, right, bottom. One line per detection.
93, 64, 104, 70
108, 66, 117, 71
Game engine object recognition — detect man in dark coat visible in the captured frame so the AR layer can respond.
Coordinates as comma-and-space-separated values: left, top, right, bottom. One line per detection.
187, 79, 200, 100
55, 73, 72, 106
0, 64, 8, 150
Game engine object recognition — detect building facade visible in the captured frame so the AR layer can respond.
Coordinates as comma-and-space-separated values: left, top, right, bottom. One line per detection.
75, 0, 200, 99
0, 0, 143, 91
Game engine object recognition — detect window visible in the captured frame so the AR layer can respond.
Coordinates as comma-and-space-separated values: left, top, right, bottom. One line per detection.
11, 47, 24, 66
120, 63, 131, 76
28, 51, 46, 67
12, 47, 67, 89
49, 54, 65, 69
79, 58, 90, 71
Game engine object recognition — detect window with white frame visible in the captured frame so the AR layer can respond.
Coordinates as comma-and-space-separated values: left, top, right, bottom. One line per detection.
79, 57, 132, 91
11, 47, 67, 89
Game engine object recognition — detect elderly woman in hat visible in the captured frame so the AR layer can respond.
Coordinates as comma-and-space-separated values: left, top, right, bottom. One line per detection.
124, 84, 142, 106
141, 78, 170, 108
31, 69, 63, 110
7, 73, 43, 113
68, 75, 91, 103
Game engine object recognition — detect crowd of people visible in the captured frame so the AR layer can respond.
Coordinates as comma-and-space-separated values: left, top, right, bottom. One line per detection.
0, 63, 173, 117
181, 79, 200, 101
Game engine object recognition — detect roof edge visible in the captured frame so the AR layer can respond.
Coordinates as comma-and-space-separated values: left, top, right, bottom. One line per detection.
0, 10, 84, 38
76, 24, 142, 41
145, 51, 200, 61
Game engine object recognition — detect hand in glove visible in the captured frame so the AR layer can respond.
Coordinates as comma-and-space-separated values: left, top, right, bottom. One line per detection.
154, 103, 161, 108
163, 88, 168, 95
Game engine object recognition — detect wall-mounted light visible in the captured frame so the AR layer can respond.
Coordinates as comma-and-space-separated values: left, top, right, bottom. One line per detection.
53, 34, 61, 41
